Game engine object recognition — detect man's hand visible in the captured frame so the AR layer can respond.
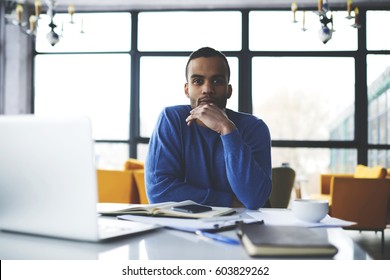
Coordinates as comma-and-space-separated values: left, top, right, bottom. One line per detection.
186, 103, 236, 135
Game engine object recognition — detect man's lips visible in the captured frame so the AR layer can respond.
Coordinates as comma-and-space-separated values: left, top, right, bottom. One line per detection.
198, 98, 215, 104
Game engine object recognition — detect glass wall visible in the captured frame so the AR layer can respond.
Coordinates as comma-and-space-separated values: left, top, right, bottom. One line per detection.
34, 12, 132, 169
33, 9, 390, 195
252, 57, 355, 141
366, 11, 390, 166
249, 11, 357, 51
138, 11, 242, 51
272, 147, 357, 196
35, 12, 131, 52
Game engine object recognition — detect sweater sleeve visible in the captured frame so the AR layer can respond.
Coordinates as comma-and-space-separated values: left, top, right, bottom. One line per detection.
221, 120, 272, 210
145, 108, 232, 206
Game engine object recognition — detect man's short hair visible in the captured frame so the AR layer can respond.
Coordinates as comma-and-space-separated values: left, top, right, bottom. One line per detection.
185, 47, 230, 82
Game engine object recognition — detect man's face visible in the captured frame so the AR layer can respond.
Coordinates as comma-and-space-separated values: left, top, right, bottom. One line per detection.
184, 56, 232, 109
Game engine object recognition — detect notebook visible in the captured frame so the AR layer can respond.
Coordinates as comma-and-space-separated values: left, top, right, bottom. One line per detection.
237, 222, 338, 258
0, 115, 159, 242
98, 200, 235, 218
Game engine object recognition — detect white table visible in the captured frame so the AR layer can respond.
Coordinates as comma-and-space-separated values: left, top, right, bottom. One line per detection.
0, 209, 372, 260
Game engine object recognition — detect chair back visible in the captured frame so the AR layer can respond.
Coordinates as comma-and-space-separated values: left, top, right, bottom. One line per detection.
133, 170, 149, 204
269, 167, 296, 208
330, 177, 390, 230
96, 169, 137, 203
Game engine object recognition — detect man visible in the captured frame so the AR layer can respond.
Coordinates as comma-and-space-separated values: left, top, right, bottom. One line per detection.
145, 47, 271, 210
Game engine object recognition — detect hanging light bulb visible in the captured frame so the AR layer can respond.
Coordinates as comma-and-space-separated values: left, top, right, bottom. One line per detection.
346, 0, 354, 19
29, 15, 38, 34
351, 7, 362, 28
318, 0, 323, 14
318, 10, 333, 44
46, 0, 60, 46
301, 11, 307, 31
318, 25, 333, 44
16, 3, 23, 24
47, 20, 60, 46
35, 0, 42, 18
68, 4, 75, 24
291, 1, 298, 23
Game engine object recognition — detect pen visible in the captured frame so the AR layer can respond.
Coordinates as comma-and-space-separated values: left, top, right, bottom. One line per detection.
195, 230, 240, 245
201, 215, 241, 222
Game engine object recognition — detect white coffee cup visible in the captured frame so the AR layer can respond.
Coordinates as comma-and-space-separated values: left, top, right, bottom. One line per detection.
291, 199, 329, 223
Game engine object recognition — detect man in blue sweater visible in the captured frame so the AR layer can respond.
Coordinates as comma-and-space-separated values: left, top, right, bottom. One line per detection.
145, 47, 272, 210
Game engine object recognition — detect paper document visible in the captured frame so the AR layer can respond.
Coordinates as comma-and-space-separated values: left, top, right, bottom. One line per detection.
118, 214, 256, 231
247, 209, 356, 228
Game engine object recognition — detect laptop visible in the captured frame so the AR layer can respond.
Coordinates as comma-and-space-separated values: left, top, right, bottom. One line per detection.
0, 115, 159, 242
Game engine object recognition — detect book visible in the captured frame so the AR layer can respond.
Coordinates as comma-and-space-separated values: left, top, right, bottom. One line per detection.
97, 200, 235, 219
237, 222, 338, 258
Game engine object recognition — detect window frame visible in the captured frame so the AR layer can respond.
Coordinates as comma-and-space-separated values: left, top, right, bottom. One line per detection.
31, 7, 390, 167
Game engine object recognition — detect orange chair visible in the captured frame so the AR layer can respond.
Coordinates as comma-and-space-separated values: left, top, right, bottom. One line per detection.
317, 165, 390, 254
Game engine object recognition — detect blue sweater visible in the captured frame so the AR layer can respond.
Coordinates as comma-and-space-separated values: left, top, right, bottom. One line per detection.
145, 105, 272, 210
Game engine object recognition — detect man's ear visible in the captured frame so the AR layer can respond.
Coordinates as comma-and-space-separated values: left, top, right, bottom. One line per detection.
184, 83, 190, 98
227, 84, 233, 99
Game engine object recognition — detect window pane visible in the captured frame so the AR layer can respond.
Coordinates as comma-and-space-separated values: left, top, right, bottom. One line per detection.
368, 149, 390, 167
367, 55, 390, 86
252, 57, 355, 140
34, 54, 130, 140
95, 143, 129, 170
367, 55, 390, 145
36, 13, 131, 52
137, 144, 149, 163
140, 56, 238, 137
250, 11, 357, 51
367, 11, 390, 50
138, 11, 241, 51
272, 148, 357, 197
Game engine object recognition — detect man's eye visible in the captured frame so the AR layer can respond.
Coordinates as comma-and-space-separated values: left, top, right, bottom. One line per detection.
193, 79, 203, 85
213, 79, 224, 85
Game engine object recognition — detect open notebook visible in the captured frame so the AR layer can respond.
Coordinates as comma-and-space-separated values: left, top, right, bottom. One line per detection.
0, 115, 159, 242
98, 200, 235, 218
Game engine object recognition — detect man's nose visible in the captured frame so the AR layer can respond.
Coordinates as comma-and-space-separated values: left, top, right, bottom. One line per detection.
201, 81, 214, 94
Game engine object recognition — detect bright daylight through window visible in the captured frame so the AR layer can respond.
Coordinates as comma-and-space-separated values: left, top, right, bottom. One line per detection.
34, 9, 389, 197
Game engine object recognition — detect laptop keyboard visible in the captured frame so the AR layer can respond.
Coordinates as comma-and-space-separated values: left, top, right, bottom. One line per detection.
99, 224, 132, 233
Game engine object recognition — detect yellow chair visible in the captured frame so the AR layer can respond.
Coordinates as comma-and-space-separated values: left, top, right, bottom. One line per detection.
96, 169, 138, 203
133, 169, 149, 204
123, 158, 149, 204
97, 158, 146, 204
123, 158, 144, 170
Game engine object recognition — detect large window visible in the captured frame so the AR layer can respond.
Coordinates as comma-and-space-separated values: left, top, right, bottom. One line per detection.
249, 11, 357, 51
34, 12, 132, 169
33, 8, 390, 196
35, 12, 131, 52
137, 11, 242, 51
366, 11, 390, 167
252, 57, 355, 141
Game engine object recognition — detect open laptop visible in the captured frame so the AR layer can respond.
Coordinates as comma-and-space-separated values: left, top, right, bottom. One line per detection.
0, 115, 159, 242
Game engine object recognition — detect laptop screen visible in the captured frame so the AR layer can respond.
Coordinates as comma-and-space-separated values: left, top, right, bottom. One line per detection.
0, 115, 100, 240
